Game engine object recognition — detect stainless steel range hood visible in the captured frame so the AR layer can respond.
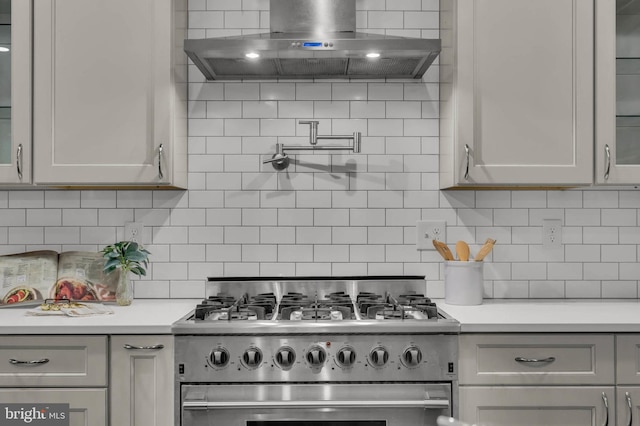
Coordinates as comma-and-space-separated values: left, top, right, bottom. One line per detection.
184, 0, 441, 80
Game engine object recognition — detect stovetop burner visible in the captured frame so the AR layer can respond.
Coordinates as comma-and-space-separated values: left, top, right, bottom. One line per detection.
173, 276, 459, 334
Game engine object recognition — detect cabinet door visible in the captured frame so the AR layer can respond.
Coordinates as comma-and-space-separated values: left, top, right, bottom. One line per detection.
0, 388, 106, 426
617, 387, 640, 426
110, 335, 173, 426
460, 386, 614, 426
33, 0, 186, 187
0, 0, 31, 184
441, 0, 593, 187
595, 0, 640, 184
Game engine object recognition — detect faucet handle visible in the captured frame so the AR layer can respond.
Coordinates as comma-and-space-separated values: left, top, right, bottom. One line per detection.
298, 120, 319, 125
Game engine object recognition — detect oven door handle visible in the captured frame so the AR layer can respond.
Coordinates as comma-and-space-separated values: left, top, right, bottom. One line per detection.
183, 399, 450, 410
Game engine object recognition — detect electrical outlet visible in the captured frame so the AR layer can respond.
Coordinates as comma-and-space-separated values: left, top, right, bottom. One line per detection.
542, 219, 562, 248
124, 222, 144, 243
416, 220, 447, 250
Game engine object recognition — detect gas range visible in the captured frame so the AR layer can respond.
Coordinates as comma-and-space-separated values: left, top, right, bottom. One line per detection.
173, 276, 460, 426
172, 275, 460, 334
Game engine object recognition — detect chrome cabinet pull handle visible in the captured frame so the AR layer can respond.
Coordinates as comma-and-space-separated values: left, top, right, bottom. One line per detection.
464, 144, 470, 180
626, 392, 633, 426
514, 356, 556, 364
123, 344, 165, 350
9, 358, 49, 366
602, 392, 609, 426
604, 144, 611, 180
158, 144, 164, 179
16, 144, 23, 180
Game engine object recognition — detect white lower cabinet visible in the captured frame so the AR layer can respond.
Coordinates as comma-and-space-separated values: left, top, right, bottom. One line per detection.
0, 335, 108, 425
460, 386, 613, 426
110, 335, 174, 426
0, 388, 107, 426
459, 334, 616, 425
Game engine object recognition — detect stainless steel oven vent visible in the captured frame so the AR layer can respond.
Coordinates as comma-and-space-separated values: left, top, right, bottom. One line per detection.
184, 0, 441, 80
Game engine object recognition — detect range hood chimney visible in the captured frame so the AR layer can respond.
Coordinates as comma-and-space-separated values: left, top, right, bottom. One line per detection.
184, 0, 441, 80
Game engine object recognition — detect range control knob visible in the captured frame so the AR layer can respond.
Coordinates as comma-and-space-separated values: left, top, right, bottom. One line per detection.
336, 347, 356, 368
275, 347, 296, 370
306, 345, 327, 367
208, 347, 230, 368
402, 346, 423, 367
368, 347, 389, 367
242, 347, 263, 369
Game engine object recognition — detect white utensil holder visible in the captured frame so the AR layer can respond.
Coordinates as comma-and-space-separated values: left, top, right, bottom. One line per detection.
444, 261, 484, 305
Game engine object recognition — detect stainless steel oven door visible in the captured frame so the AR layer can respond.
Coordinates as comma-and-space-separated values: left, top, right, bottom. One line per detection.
181, 383, 451, 426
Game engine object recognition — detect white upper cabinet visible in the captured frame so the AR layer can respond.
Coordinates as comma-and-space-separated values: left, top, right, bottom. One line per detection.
440, 0, 594, 188
33, 0, 187, 188
0, 0, 31, 185
596, 0, 640, 185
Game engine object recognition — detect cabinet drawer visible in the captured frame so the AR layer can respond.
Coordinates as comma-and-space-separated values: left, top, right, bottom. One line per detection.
0, 388, 106, 426
460, 334, 614, 385
0, 335, 107, 387
616, 334, 640, 385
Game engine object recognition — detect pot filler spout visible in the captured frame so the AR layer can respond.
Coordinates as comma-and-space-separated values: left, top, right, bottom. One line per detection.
184, 0, 441, 80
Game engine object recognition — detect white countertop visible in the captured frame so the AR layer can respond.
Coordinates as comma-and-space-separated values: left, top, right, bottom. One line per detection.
0, 299, 198, 334
438, 299, 640, 333
3, 298, 640, 334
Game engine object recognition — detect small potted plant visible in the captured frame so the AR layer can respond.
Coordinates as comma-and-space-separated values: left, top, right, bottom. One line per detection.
101, 241, 150, 306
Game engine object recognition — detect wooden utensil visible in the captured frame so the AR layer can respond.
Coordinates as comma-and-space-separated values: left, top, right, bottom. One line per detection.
455, 241, 470, 261
474, 238, 496, 261
433, 240, 455, 261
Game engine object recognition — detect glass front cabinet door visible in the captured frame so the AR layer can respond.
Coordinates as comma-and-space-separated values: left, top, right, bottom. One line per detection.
0, 0, 31, 184
596, 0, 640, 184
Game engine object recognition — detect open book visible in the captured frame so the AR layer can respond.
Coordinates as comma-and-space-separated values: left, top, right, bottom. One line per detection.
0, 251, 118, 306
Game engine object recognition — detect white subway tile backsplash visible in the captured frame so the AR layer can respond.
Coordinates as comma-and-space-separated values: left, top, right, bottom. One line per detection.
225, 262, 260, 276
224, 11, 259, 28
619, 227, 640, 244
260, 83, 296, 100
297, 83, 332, 101
584, 263, 618, 280
27, 210, 61, 227
261, 119, 296, 136
207, 101, 241, 118
206, 244, 241, 261
225, 83, 260, 100
602, 281, 637, 298
9, 228, 44, 245
44, 227, 80, 245
242, 245, 277, 262
565, 281, 601, 298
190, 119, 225, 137
80, 227, 116, 245
350, 244, 385, 262
367, 11, 403, 28
530, 281, 565, 298
493, 281, 530, 298
62, 209, 97, 227
278, 245, 313, 262
243, 101, 278, 118
171, 244, 206, 262
9, 191, 44, 209
189, 11, 223, 28
620, 191, 640, 208
404, 11, 438, 28
602, 209, 636, 226
0, 1, 635, 301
